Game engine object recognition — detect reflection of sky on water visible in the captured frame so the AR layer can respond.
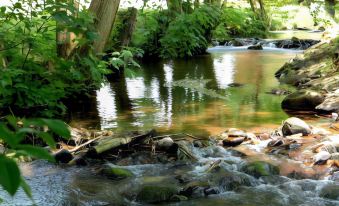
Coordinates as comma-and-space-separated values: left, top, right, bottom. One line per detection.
213, 54, 235, 89
89, 49, 300, 133
96, 84, 117, 129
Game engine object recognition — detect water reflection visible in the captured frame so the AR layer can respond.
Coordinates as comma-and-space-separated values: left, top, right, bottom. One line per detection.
70, 49, 300, 135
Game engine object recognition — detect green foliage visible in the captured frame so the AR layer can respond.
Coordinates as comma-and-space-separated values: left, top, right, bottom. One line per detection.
131, 10, 168, 57
109, 49, 142, 71
0, 116, 70, 198
213, 7, 267, 40
160, 6, 221, 58
0, 0, 109, 117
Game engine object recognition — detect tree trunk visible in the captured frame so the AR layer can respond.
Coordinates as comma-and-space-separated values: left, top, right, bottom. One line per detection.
324, 0, 336, 19
119, 7, 138, 47
56, 0, 79, 58
194, 0, 200, 9
0, 42, 8, 68
89, 0, 121, 54
166, 0, 183, 14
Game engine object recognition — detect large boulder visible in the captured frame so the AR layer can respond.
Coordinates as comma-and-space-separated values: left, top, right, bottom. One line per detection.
281, 90, 325, 111
136, 185, 178, 203
316, 92, 339, 112
281, 117, 312, 136
242, 161, 280, 178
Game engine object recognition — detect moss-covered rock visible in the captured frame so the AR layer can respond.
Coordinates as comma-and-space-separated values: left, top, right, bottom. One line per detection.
281, 90, 325, 111
136, 185, 178, 203
101, 166, 134, 179
242, 161, 280, 178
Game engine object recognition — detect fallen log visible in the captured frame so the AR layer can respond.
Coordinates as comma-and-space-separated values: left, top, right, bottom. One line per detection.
90, 130, 156, 155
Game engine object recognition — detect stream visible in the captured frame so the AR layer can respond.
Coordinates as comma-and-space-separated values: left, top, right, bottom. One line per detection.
1, 31, 338, 206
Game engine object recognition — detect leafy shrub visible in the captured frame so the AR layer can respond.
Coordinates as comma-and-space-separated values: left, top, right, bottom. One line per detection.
160, 5, 221, 58
131, 10, 169, 57
213, 7, 267, 40
0, 0, 109, 117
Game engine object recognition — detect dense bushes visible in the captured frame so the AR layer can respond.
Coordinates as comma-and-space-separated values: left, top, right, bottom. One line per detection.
0, 1, 109, 117
160, 6, 221, 58
213, 7, 267, 41
130, 6, 220, 58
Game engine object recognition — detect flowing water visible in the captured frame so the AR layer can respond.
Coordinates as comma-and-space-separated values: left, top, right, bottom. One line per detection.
2, 31, 338, 205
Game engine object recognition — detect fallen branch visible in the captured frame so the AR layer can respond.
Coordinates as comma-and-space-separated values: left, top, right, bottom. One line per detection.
69, 136, 102, 153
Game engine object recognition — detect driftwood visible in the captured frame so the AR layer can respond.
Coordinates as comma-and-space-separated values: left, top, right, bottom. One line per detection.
91, 130, 156, 155
69, 136, 102, 153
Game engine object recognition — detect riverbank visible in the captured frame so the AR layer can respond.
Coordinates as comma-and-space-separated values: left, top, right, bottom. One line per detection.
275, 36, 339, 113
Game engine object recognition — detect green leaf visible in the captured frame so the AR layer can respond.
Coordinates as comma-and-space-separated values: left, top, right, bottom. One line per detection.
20, 177, 33, 200
15, 145, 55, 162
38, 132, 56, 149
41, 119, 70, 139
0, 155, 21, 196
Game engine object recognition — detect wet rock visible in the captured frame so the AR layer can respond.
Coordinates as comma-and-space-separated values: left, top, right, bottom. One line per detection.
218, 172, 254, 191
136, 185, 178, 203
180, 181, 210, 197
156, 137, 174, 150
101, 165, 134, 179
315, 93, 339, 112
319, 184, 339, 200
170, 195, 188, 202
330, 153, 339, 160
329, 171, 339, 181
53, 149, 73, 164
248, 44, 263, 50
242, 161, 280, 178
313, 151, 331, 165
223, 136, 245, 147
204, 187, 220, 196
281, 117, 312, 136
230, 39, 244, 46
282, 90, 325, 111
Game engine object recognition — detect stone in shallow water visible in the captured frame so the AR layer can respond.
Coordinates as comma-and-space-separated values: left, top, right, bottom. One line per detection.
242, 161, 280, 178
101, 165, 134, 179
137, 185, 178, 203
319, 184, 339, 200
281, 117, 312, 136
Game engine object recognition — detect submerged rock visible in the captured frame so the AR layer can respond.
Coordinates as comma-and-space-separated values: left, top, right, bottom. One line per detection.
180, 181, 210, 198
242, 161, 280, 178
218, 172, 254, 191
319, 184, 339, 200
281, 90, 325, 111
281, 117, 312, 136
137, 185, 178, 203
101, 165, 134, 179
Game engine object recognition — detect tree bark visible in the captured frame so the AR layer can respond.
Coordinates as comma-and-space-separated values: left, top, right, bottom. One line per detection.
166, 0, 183, 14
89, 0, 121, 54
324, 0, 336, 19
119, 7, 138, 47
56, 0, 79, 58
